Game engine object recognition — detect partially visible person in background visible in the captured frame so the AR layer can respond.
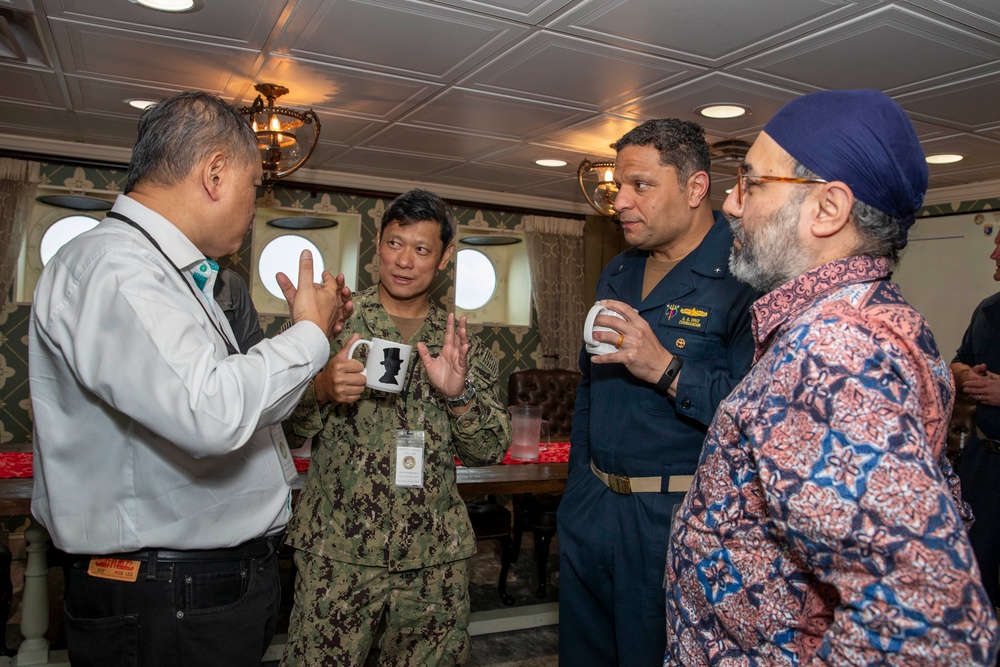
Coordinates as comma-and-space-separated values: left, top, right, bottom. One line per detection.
953, 230, 1000, 608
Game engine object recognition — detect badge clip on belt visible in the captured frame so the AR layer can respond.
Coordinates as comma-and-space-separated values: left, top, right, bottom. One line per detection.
590, 459, 692, 495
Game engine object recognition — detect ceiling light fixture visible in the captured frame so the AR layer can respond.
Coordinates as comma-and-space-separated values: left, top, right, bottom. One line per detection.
238, 83, 322, 190
925, 153, 964, 164
578, 158, 618, 217
128, 0, 201, 12
535, 159, 567, 168
698, 104, 750, 119
126, 98, 156, 110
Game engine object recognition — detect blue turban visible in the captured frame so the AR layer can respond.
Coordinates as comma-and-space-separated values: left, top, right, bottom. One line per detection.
762, 89, 927, 240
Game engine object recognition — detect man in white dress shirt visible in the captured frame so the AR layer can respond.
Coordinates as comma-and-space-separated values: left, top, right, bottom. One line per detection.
28, 90, 352, 667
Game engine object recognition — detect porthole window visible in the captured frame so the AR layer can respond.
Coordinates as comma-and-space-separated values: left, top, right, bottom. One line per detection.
39, 215, 100, 265
257, 234, 324, 299
455, 249, 497, 310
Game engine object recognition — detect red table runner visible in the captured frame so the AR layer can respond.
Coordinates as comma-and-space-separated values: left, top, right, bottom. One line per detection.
2, 444, 570, 477
0, 453, 33, 478
293, 441, 571, 472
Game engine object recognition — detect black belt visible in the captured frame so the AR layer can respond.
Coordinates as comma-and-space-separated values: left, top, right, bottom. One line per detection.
94, 533, 283, 563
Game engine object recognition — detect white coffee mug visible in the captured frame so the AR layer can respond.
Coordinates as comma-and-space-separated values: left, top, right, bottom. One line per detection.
583, 302, 626, 355
347, 338, 413, 393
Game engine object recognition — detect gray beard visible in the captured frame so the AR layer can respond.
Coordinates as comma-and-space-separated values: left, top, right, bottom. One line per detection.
728, 200, 811, 293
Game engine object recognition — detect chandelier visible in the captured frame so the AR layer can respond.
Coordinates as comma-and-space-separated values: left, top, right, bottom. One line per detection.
577, 158, 618, 217
239, 83, 321, 189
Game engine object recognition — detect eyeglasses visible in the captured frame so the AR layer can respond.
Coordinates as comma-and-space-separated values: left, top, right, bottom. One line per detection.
735, 167, 828, 206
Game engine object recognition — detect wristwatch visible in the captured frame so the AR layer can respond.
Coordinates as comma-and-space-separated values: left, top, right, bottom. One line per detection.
446, 379, 476, 407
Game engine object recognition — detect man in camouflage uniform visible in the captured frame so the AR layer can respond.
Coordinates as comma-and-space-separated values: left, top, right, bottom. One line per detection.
281, 189, 512, 667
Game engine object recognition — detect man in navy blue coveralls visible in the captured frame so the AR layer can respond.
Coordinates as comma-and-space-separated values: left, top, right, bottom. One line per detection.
953, 231, 1000, 608
557, 119, 758, 666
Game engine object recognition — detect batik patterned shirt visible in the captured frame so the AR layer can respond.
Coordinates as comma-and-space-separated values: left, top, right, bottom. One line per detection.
665, 256, 999, 666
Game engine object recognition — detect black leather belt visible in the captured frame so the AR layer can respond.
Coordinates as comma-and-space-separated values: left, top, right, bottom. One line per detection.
96, 533, 283, 563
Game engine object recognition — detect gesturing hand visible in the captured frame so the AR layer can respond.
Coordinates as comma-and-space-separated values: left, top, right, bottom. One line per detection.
416, 313, 470, 398
276, 249, 354, 339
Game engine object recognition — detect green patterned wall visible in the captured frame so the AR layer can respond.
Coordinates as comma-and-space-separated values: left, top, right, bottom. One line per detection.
0, 162, 543, 444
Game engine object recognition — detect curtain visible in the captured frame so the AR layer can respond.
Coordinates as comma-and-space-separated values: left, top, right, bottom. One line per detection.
523, 215, 586, 371
0, 159, 40, 308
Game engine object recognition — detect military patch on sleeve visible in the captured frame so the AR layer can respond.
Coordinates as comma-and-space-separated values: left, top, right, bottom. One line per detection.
480, 348, 499, 378
661, 303, 712, 332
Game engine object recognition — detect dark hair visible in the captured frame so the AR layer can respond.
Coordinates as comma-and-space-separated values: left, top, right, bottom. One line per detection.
792, 162, 905, 263
380, 189, 457, 248
125, 90, 259, 194
612, 119, 711, 183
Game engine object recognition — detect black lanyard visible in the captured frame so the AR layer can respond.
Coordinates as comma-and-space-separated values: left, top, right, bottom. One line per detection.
105, 211, 239, 356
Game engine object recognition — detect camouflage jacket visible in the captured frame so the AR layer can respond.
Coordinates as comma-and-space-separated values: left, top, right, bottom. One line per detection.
286, 284, 512, 570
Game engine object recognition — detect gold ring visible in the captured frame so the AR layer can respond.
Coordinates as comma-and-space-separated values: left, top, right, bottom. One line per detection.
615, 332, 624, 349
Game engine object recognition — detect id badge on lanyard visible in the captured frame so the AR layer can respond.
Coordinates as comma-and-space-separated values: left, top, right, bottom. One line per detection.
394, 429, 425, 488
272, 424, 300, 485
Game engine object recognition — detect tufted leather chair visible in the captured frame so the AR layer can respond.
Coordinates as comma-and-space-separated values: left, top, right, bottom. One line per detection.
507, 368, 582, 598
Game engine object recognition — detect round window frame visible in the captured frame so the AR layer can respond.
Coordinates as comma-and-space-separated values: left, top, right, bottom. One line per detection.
454, 248, 498, 311
257, 234, 326, 300
39, 214, 101, 266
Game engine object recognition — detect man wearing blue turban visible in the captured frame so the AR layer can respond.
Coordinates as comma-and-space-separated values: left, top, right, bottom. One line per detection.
664, 90, 999, 666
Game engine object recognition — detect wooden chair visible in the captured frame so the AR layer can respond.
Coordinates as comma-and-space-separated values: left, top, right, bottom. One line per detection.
466, 496, 515, 606
507, 368, 581, 598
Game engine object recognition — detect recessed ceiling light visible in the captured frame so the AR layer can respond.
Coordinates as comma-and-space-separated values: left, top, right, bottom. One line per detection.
698, 104, 749, 119
126, 98, 157, 110
535, 159, 567, 168
128, 0, 201, 12
925, 153, 964, 164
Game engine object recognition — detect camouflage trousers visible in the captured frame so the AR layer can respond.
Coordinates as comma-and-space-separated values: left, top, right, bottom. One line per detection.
280, 549, 471, 667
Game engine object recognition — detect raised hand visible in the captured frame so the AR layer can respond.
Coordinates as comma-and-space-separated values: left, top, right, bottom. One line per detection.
416, 313, 470, 399
276, 250, 354, 338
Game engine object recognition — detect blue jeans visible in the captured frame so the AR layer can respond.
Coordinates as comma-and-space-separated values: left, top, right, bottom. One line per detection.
63, 543, 281, 667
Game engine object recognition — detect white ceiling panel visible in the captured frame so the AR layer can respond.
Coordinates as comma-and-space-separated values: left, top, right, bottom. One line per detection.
46, 21, 258, 93
897, 70, 1000, 129
40, 0, 289, 48
552, 0, 873, 65
737, 5, 1000, 93
611, 72, 800, 134
463, 33, 702, 109
1, 0, 999, 213
0, 63, 65, 106
278, 0, 527, 82
362, 124, 518, 161
429, 0, 576, 23
253, 57, 444, 120
402, 88, 589, 139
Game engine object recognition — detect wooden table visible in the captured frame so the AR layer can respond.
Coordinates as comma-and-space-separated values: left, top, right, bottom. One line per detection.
456, 462, 568, 498
0, 460, 569, 665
